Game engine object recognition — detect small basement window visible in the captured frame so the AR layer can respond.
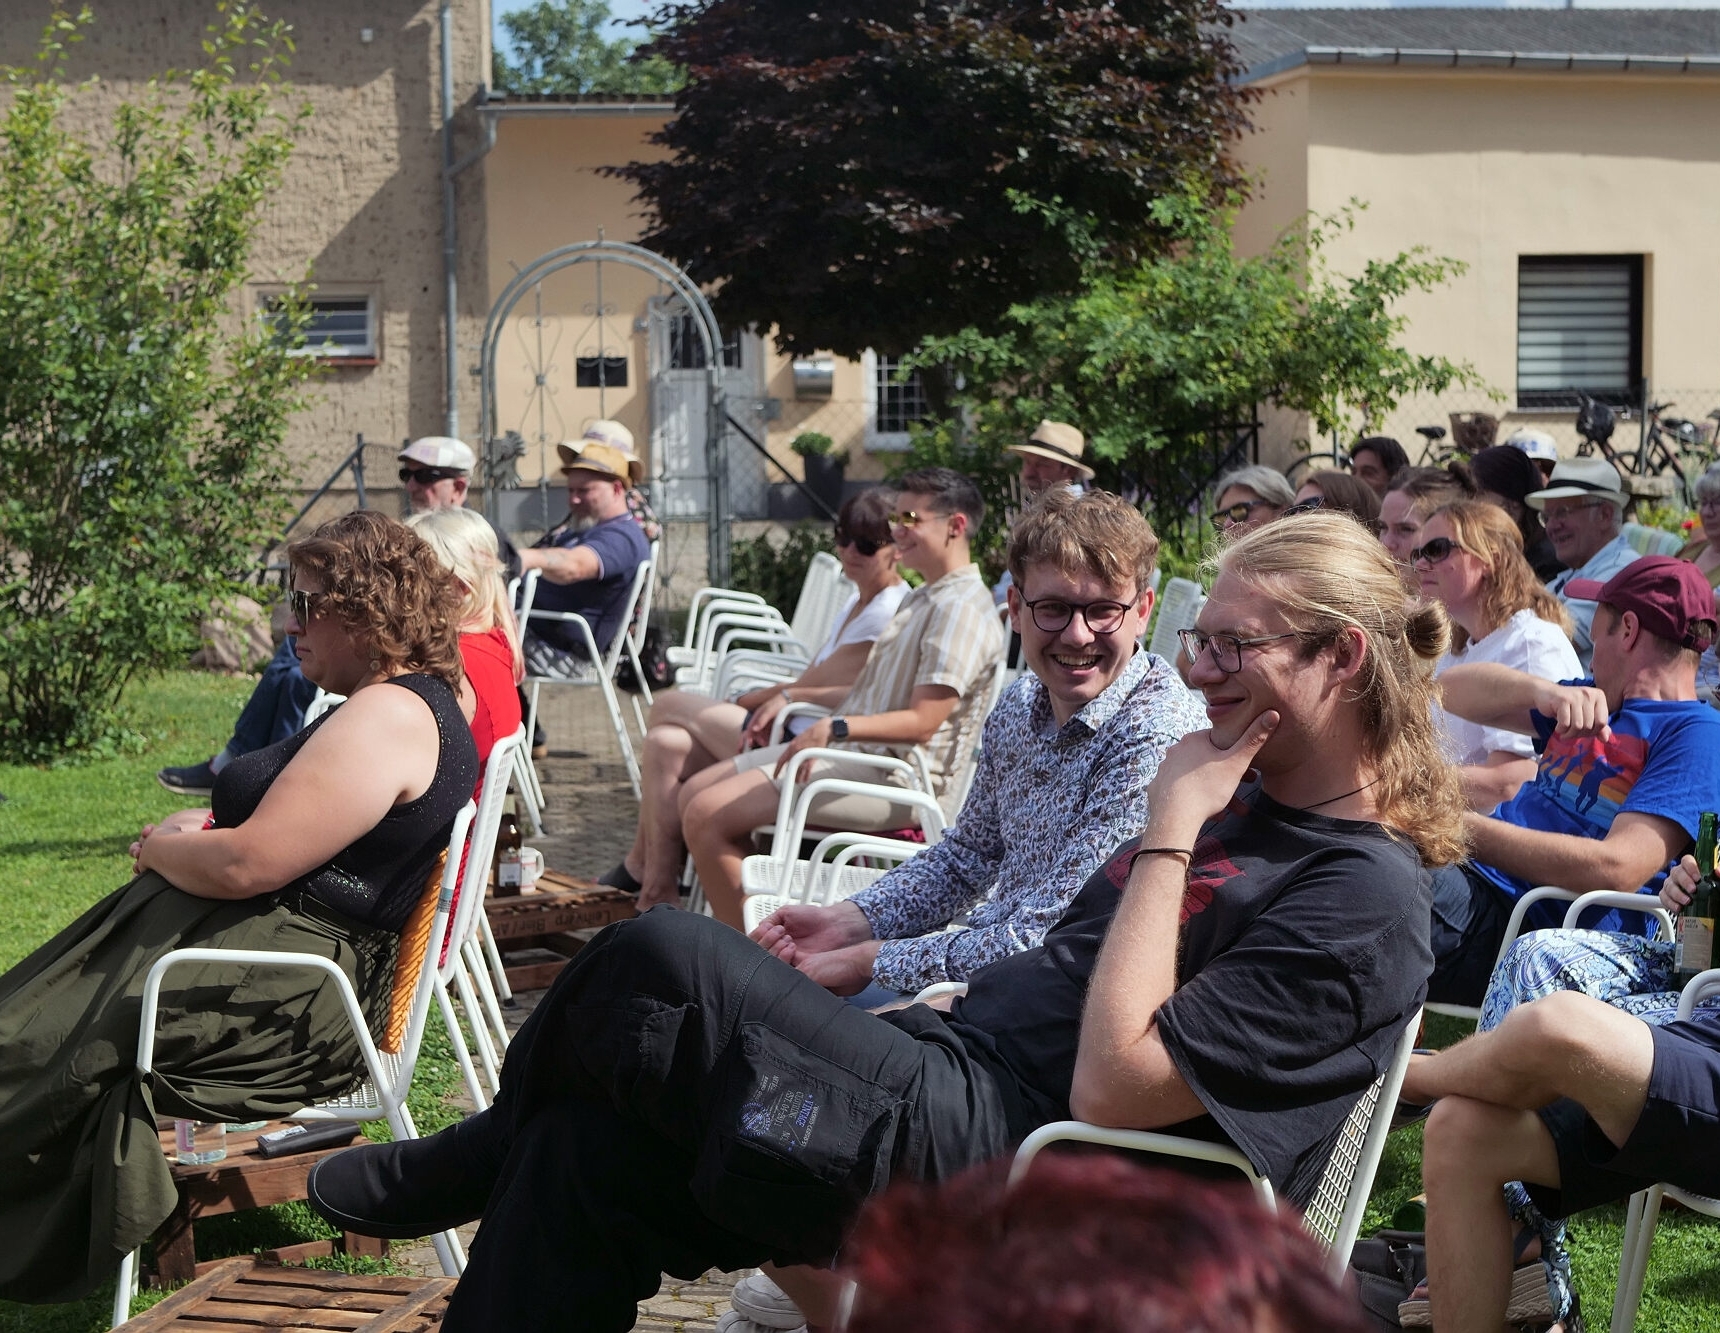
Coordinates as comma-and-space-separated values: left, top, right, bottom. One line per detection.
263, 293, 377, 360
1517, 256, 1642, 408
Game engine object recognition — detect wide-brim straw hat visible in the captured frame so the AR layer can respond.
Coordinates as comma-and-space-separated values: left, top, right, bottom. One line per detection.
1526, 456, 1627, 510
1005, 419, 1094, 481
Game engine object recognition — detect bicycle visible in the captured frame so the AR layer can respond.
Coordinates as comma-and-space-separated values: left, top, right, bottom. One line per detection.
1414, 424, 1451, 467
1627, 402, 1717, 505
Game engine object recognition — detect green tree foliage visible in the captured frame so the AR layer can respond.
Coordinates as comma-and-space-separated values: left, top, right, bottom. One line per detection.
0, 5, 317, 761
619, 0, 1251, 358
909, 193, 1485, 535
494, 0, 682, 96
729, 522, 835, 613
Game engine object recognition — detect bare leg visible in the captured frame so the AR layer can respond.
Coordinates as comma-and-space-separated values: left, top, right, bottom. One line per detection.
1413, 993, 1657, 1333
683, 767, 782, 928
632, 696, 747, 909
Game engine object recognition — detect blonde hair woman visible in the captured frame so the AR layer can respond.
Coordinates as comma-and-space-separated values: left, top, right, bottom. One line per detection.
1414, 500, 1579, 811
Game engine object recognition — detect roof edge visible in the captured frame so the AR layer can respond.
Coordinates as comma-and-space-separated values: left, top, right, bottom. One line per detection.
1238, 46, 1720, 84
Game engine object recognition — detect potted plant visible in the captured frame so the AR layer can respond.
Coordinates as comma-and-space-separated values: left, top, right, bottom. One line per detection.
791, 430, 847, 512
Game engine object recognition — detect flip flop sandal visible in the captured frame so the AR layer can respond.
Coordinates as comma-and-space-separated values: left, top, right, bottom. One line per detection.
1397, 1228, 1553, 1327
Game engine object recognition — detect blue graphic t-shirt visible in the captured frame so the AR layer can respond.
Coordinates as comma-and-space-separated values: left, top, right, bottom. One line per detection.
1474, 682, 1720, 933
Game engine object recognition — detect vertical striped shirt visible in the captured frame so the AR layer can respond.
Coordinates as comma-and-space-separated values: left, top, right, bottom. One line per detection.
839, 564, 1004, 809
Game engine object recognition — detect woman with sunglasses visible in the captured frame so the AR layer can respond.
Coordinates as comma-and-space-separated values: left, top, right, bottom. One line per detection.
604, 489, 908, 910
0, 512, 479, 1304
1209, 465, 1295, 536
1287, 470, 1382, 528
1414, 500, 1579, 811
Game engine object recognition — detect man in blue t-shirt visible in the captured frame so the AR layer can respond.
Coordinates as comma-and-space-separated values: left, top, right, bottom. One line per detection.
1428, 556, 1720, 1006
516, 433, 650, 681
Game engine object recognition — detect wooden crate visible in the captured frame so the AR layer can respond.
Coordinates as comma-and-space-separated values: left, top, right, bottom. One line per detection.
152, 1122, 387, 1285
121, 1258, 451, 1331
483, 870, 636, 991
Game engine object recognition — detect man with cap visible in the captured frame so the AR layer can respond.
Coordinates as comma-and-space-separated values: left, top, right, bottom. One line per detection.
515, 422, 651, 681
157, 435, 501, 796
1424, 556, 1720, 1008
1505, 427, 1560, 486
1529, 457, 1641, 669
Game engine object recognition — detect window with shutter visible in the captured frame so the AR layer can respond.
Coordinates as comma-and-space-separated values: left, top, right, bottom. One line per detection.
1516, 256, 1642, 408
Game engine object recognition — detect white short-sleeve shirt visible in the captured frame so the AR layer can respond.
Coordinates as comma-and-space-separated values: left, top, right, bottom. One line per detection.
1433, 608, 1582, 765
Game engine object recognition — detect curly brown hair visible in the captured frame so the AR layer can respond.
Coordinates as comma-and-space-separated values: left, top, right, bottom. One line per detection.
287, 511, 465, 690
1006, 488, 1159, 593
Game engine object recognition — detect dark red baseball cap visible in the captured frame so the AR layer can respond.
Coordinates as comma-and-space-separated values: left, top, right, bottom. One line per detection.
1564, 556, 1718, 651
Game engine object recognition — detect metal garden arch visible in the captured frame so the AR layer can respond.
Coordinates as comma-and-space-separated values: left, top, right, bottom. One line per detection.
477, 240, 731, 584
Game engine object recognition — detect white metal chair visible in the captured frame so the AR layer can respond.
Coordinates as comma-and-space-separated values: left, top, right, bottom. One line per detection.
1610, 967, 1720, 1333
517, 554, 655, 801
1146, 576, 1205, 662
1425, 886, 1673, 1022
740, 832, 929, 934
671, 553, 853, 694
431, 729, 525, 1110
117, 803, 479, 1324
1007, 1008, 1423, 1282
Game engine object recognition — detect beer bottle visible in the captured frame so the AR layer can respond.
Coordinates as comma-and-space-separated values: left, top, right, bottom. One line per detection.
493, 803, 523, 897
1673, 811, 1718, 985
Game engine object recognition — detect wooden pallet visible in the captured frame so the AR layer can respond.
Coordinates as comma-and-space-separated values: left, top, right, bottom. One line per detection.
120, 1258, 451, 1331
153, 1122, 386, 1285
483, 870, 636, 990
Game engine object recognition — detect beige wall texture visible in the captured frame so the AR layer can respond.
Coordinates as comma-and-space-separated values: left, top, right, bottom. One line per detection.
1233, 66, 1720, 466
0, 0, 492, 510
482, 107, 894, 491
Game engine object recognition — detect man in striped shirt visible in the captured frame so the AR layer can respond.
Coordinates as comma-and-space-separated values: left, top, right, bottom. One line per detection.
683, 467, 1004, 928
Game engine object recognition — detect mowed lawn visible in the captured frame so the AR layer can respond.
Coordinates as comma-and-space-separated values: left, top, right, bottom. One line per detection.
0, 673, 1715, 1329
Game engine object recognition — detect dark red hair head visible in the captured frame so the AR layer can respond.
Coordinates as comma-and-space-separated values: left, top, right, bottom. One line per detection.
842, 1154, 1367, 1333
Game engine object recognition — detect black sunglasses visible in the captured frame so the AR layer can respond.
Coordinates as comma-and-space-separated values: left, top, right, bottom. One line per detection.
1282, 496, 1325, 517
1409, 536, 1464, 567
399, 465, 462, 485
834, 526, 887, 557
1210, 499, 1275, 530
287, 589, 324, 624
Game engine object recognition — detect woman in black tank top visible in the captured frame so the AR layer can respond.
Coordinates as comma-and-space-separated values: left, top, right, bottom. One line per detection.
0, 512, 479, 1305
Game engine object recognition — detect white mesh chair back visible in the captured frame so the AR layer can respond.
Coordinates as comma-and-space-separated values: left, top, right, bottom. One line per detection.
302, 689, 344, 727
788, 551, 851, 651
1147, 577, 1204, 661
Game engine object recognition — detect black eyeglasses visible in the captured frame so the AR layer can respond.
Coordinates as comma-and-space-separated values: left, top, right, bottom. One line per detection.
1210, 499, 1276, 530
834, 526, 886, 557
287, 589, 325, 624
1282, 496, 1325, 517
1021, 594, 1136, 635
1409, 536, 1464, 567
1177, 628, 1301, 674
399, 466, 460, 485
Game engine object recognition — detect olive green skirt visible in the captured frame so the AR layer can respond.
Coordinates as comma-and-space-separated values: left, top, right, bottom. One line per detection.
0, 872, 397, 1304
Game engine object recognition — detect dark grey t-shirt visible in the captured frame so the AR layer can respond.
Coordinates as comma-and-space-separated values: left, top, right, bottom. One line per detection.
939, 787, 1433, 1206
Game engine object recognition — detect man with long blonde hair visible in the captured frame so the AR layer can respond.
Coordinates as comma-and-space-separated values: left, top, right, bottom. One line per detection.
308, 514, 1466, 1332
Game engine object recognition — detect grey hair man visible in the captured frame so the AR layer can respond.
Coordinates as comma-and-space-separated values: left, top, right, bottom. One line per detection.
1528, 457, 1639, 668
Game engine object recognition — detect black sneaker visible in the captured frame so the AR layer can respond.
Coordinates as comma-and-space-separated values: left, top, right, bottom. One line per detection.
157, 759, 218, 798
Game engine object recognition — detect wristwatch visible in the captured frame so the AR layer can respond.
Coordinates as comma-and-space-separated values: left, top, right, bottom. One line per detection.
830, 716, 850, 741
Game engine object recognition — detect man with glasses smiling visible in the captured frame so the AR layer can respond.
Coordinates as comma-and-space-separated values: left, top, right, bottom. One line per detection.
1528, 457, 1640, 670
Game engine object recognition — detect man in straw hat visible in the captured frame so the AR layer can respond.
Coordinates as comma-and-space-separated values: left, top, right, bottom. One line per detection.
1528, 456, 1641, 669
517, 421, 651, 681
995, 420, 1094, 611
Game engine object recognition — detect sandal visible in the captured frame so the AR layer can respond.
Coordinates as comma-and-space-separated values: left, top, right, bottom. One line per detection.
1397, 1227, 1553, 1328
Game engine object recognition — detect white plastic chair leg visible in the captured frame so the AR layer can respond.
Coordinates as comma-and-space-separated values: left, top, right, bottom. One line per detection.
453, 965, 502, 1098
435, 980, 490, 1112
1612, 1184, 1665, 1333
462, 937, 512, 1055
476, 914, 514, 1007
112, 1248, 138, 1327
430, 1228, 465, 1277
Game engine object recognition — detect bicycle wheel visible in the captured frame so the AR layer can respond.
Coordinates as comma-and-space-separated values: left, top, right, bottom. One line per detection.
1285, 452, 1344, 486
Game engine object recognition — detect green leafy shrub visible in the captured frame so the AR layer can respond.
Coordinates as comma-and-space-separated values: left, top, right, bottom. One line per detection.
729, 523, 836, 614
0, 5, 316, 761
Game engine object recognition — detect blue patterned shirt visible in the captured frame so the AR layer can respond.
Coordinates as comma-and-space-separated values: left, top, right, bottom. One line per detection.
850, 649, 1208, 993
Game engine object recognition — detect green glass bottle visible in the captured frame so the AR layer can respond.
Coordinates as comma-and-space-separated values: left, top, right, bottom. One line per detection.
1673, 811, 1718, 986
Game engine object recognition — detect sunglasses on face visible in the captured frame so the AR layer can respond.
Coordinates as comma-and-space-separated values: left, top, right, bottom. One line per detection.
399, 466, 460, 485
834, 526, 886, 557
1210, 499, 1275, 530
1282, 496, 1324, 516
1177, 628, 1301, 674
1409, 536, 1464, 567
889, 510, 949, 530
287, 589, 324, 624
1021, 595, 1136, 635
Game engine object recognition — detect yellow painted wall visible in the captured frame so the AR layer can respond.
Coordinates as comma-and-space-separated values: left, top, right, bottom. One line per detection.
1236, 66, 1720, 462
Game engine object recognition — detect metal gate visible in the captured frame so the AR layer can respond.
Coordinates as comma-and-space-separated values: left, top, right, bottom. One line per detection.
477, 240, 734, 585
646, 295, 767, 520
